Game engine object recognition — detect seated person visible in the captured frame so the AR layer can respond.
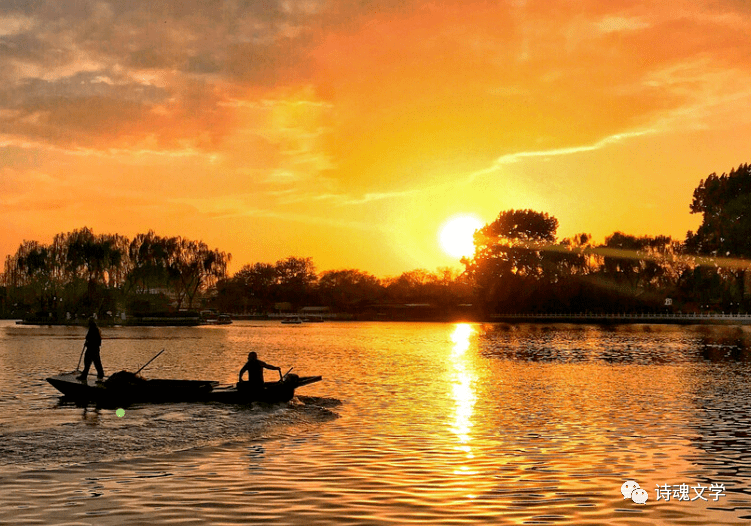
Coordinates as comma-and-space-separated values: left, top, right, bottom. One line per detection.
238, 352, 281, 390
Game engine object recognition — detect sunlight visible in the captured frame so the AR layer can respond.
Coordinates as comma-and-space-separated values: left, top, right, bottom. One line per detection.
450, 324, 477, 446
451, 323, 474, 355
439, 215, 483, 259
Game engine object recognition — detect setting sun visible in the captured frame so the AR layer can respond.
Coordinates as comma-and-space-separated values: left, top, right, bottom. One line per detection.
439, 216, 484, 259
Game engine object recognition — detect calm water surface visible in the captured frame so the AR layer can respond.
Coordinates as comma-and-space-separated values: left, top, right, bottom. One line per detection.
2, 320, 751, 525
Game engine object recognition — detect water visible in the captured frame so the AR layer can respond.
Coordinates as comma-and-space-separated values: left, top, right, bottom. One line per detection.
2, 320, 751, 525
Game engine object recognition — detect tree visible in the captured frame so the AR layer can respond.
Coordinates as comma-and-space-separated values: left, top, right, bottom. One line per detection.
471, 209, 557, 277
318, 269, 382, 311
686, 163, 751, 257
65, 227, 125, 286
274, 257, 317, 306
233, 262, 277, 308
127, 231, 175, 294
685, 163, 751, 308
463, 209, 558, 312
172, 238, 231, 310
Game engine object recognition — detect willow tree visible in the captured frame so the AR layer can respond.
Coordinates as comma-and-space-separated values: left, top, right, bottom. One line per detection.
172, 238, 231, 310
127, 231, 177, 294
5, 241, 60, 312
65, 228, 127, 289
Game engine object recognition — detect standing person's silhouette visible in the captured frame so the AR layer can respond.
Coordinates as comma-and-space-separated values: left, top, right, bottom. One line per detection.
77, 318, 104, 382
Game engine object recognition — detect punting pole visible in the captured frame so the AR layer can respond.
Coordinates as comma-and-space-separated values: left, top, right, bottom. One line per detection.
75, 343, 86, 372
135, 349, 165, 375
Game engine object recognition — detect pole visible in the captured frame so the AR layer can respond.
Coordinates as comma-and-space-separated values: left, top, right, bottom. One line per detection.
135, 349, 165, 375
76, 343, 86, 372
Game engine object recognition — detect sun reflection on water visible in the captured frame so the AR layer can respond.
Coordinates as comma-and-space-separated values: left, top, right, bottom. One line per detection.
450, 324, 477, 468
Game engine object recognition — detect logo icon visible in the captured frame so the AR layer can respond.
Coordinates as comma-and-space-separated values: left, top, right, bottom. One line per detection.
621, 480, 648, 504
631, 488, 649, 504
621, 480, 639, 499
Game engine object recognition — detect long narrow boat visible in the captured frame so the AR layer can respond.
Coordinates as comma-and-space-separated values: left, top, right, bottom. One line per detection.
46, 371, 322, 406
46, 371, 218, 406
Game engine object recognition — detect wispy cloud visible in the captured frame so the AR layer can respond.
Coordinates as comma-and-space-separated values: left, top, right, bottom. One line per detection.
467, 128, 656, 183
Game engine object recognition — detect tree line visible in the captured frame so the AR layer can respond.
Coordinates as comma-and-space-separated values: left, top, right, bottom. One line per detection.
463, 163, 751, 315
1, 228, 229, 321
215, 262, 474, 318
2, 163, 751, 320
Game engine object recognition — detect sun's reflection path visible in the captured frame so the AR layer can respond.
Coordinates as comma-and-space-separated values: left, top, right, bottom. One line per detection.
450, 324, 477, 472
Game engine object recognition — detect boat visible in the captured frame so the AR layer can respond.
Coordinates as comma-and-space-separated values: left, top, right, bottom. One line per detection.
200, 311, 233, 325
46, 371, 218, 406
208, 374, 323, 404
281, 317, 303, 324
46, 371, 322, 406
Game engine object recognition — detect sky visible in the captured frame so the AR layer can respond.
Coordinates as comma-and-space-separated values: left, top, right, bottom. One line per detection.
2, 0, 751, 277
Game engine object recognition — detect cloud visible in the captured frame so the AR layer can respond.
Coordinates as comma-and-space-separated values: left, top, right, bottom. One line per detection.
0, 0, 323, 152
3, 0, 751, 275
1, 0, 749, 159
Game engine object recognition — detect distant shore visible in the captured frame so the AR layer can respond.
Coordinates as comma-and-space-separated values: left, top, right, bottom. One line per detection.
491, 313, 751, 325
9, 312, 751, 326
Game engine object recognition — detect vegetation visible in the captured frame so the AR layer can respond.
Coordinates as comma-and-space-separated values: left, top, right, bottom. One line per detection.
1, 228, 229, 322
3, 163, 751, 321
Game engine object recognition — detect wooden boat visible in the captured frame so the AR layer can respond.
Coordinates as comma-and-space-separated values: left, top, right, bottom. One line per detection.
47, 371, 322, 406
281, 317, 303, 324
46, 371, 218, 406
208, 374, 323, 404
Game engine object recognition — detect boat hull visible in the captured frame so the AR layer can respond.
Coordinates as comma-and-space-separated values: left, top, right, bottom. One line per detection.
208, 375, 323, 404
47, 372, 217, 406
46, 373, 322, 406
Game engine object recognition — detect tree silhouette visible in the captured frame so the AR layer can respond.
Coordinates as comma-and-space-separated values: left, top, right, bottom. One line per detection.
685, 163, 751, 309
464, 209, 558, 312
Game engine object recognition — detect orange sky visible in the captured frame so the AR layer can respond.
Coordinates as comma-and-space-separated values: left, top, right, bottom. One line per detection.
2, 0, 751, 277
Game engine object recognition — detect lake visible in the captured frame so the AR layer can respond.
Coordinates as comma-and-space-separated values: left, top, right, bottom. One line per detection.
2, 319, 751, 525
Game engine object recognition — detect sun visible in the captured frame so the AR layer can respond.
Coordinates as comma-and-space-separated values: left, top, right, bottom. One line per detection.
439, 215, 484, 259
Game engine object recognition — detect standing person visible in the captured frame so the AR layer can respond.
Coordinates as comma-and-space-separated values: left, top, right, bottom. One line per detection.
77, 318, 104, 382
238, 352, 281, 390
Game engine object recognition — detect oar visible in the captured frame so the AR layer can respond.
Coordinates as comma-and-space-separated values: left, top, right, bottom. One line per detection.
281, 367, 293, 381
135, 349, 165, 375
75, 343, 86, 372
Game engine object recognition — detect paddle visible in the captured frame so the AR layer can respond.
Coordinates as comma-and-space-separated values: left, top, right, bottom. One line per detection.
135, 349, 165, 375
75, 342, 86, 373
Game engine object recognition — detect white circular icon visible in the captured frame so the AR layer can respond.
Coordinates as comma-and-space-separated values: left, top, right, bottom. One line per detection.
621, 480, 640, 499
631, 488, 649, 504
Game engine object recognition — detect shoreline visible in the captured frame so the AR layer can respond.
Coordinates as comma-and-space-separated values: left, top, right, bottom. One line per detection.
9, 312, 751, 326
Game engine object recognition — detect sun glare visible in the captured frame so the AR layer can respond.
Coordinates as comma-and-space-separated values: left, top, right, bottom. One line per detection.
439, 215, 483, 259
